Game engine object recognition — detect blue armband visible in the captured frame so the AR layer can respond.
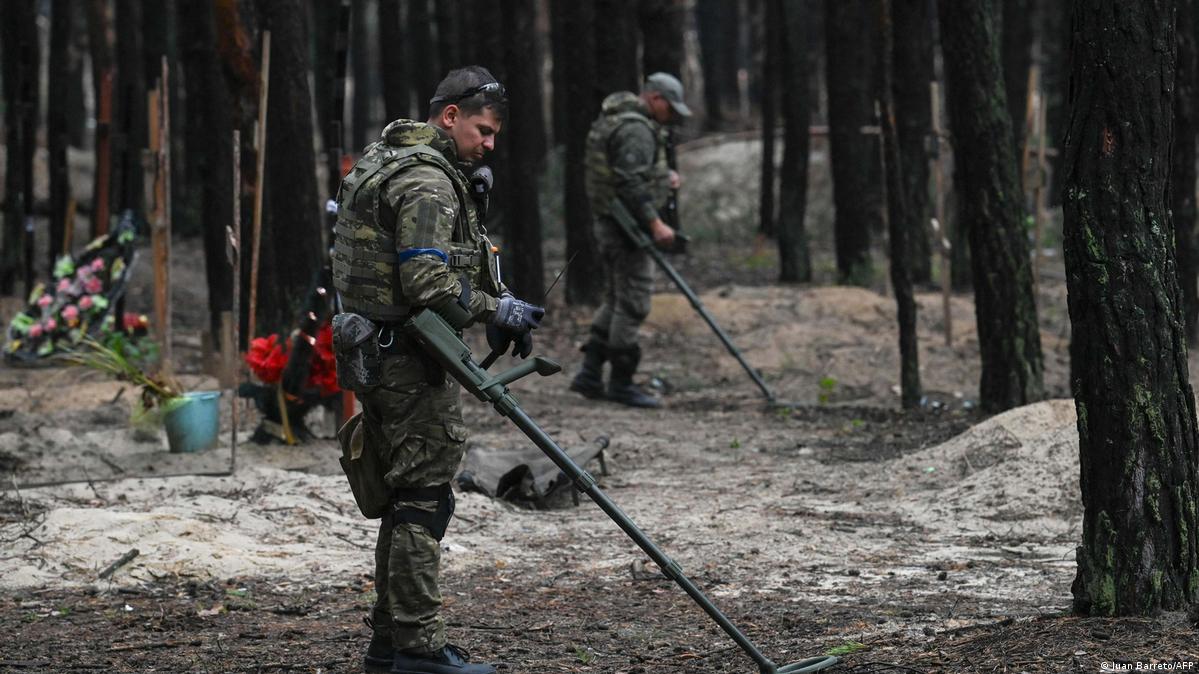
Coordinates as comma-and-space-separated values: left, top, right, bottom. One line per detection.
398, 248, 449, 264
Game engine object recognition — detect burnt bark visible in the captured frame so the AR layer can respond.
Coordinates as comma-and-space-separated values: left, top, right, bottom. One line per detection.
436, 0, 460, 73
937, 0, 1043, 411
759, 0, 781, 237
777, 0, 812, 283
639, 0, 686, 78
825, 0, 879, 285
1063, 0, 1199, 616
409, 0, 437, 119
256, 0, 325, 337
1175, 0, 1199, 344
555, 0, 604, 305
113, 0, 147, 217
878, 0, 921, 408
378, 0, 412, 122
49, 0, 75, 267
594, 0, 641, 103
500, 0, 546, 299
891, 0, 934, 285
696, 0, 741, 129
350, 0, 378, 148
179, 0, 236, 340
85, 0, 114, 239
1040, 0, 1068, 207
1001, 0, 1034, 155
1, 0, 39, 293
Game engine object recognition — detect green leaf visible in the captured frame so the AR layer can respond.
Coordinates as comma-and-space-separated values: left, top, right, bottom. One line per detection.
53, 256, 76, 279
825, 641, 867, 657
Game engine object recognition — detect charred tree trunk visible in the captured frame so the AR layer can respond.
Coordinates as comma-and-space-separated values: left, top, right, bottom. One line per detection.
501, 0, 546, 299
595, 0, 641, 101
378, 0, 412, 122
1001, 0, 1034, 156
1040, 0, 1068, 207
409, 0, 437, 119
556, 0, 604, 305
777, 0, 812, 283
350, 0, 378, 148
85, 0, 114, 239
179, 0, 235, 340
891, 0, 934, 285
878, 0, 921, 408
436, 0, 460, 73
1063, 0, 1199, 617
938, 0, 1043, 411
639, 0, 686, 78
759, 0, 781, 237
549, 0, 568, 145
113, 0, 147, 218
696, 0, 741, 130
1, 0, 39, 293
257, 0, 325, 337
825, 0, 878, 285
1175, 0, 1199, 344
49, 0, 75, 268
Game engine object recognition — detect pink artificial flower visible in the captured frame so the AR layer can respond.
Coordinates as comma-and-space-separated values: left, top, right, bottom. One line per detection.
62, 305, 79, 322
90, 258, 105, 272
45, 318, 58, 332
79, 296, 94, 310
28, 324, 43, 339
37, 294, 53, 308
84, 276, 103, 294
76, 266, 92, 280
56, 278, 72, 293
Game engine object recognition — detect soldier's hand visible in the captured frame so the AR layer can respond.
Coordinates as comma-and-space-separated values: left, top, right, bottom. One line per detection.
650, 218, 676, 248
486, 323, 534, 359
493, 294, 545, 334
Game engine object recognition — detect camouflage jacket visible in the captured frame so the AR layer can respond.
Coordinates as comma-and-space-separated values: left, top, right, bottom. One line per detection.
584, 92, 673, 237
333, 120, 503, 325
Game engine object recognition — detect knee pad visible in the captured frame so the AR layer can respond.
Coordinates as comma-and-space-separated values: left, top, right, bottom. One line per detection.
390, 483, 455, 541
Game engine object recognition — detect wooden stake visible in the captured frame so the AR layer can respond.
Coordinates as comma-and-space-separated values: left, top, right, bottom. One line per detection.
149, 59, 173, 372
930, 81, 952, 347
230, 129, 241, 474
248, 30, 271, 342
1031, 88, 1049, 292
63, 198, 77, 255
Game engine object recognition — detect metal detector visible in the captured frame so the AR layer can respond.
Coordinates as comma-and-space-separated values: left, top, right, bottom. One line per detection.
403, 310, 837, 674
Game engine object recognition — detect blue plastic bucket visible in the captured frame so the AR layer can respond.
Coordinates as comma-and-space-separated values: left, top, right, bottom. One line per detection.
164, 391, 221, 453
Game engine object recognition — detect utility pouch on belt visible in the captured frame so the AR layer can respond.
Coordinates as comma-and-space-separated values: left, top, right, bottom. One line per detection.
337, 412, 391, 519
333, 312, 383, 393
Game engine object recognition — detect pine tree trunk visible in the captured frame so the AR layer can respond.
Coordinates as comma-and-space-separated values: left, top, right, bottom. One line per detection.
350, 0, 376, 148
67, 8, 89, 148
1063, 0, 1199, 616
85, 0, 114, 239
113, 0, 147, 217
558, 0, 604, 305
696, 0, 728, 129
49, 0, 75, 268
257, 0, 325, 337
825, 0, 878, 285
1174, 0, 1199, 344
639, 0, 685, 77
777, 0, 812, 283
1, 0, 38, 294
436, 0, 459, 73
938, 0, 1043, 412
409, 0, 437, 119
378, 0, 411, 122
1040, 0, 1068, 207
878, 0, 921, 408
891, 0, 934, 285
759, 0, 780, 238
179, 0, 236, 341
1001, 0, 1034, 157
594, 0, 640, 100
501, 0, 546, 300
549, 0, 568, 146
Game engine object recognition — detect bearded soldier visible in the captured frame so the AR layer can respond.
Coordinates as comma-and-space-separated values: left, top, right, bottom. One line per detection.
570, 72, 690, 408
333, 66, 542, 674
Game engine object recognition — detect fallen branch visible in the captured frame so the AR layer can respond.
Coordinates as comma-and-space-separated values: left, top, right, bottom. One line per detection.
97, 548, 139, 580
108, 638, 201, 653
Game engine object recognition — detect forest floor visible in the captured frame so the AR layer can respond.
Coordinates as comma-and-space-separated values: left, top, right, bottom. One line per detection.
2, 139, 1197, 672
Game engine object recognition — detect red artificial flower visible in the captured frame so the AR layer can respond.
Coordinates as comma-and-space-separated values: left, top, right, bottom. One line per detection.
246, 334, 288, 384
305, 322, 340, 396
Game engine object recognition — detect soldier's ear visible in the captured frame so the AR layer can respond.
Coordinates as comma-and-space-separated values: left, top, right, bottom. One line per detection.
441, 104, 459, 128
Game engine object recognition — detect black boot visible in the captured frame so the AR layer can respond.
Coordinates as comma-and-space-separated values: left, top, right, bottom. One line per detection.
607, 346, 660, 408
364, 631, 395, 673
391, 644, 496, 674
569, 341, 607, 399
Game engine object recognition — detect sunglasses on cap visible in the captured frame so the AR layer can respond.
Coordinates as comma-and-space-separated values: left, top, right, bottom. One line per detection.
429, 81, 507, 106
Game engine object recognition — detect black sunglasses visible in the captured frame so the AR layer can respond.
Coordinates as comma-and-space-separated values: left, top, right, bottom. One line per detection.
429, 81, 507, 106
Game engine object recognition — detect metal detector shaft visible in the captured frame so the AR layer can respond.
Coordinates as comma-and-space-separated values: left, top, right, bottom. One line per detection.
402, 310, 835, 674
610, 200, 776, 402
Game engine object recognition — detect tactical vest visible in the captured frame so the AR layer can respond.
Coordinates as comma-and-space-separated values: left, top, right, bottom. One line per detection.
333, 142, 497, 322
584, 99, 673, 222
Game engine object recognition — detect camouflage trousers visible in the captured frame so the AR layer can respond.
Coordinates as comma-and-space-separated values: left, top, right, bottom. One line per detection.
358, 349, 468, 654
587, 243, 654, 350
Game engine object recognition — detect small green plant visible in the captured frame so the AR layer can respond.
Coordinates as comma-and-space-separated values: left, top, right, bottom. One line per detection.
59, 336, 186, 425
850, 418, 865, 430
818, 376, 838, 404
730, 438, 741, 449
824, 641, 867, 657
573, 645, 595, 664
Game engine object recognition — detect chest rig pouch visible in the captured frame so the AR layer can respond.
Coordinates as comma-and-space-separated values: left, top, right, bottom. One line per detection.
332, 312, 383, 393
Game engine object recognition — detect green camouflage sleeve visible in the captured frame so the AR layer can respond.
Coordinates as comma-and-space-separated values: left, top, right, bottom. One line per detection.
384, 165, 499, 323
607, 121, 663, 228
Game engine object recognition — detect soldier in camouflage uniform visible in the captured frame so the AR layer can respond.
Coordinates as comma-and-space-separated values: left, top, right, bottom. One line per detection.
333, 66, 543, 674
570, 73, 691, 408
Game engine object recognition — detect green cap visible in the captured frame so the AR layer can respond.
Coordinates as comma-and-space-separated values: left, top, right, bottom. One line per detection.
644, 72, 692, 118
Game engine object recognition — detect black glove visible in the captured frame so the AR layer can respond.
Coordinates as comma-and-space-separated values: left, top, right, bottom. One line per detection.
487, 323, 533, 359
492, 294, 544, 333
